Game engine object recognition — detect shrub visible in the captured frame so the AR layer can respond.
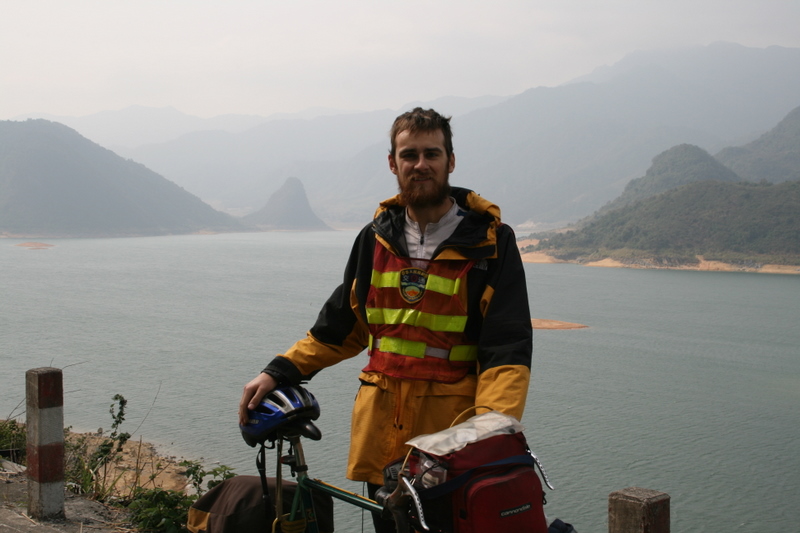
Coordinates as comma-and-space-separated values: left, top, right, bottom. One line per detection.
0, 418, 26, 464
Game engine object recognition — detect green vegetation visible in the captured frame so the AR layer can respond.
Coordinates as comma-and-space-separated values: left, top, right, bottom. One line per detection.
127, 462, 235, 533
3, 395, 235, 532
127, 487, 199, 533
0, 418, 26, 464
536, 180, 800, 266
65, 394, 132, 500
591, 143, 742, 220
64, 395, 236, 531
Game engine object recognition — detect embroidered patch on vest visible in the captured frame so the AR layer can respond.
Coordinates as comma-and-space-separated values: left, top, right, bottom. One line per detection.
399, 268, 428, 304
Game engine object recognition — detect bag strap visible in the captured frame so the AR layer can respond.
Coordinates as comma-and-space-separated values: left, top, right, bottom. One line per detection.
449, 405, 494, 427
418, 453, 536, 500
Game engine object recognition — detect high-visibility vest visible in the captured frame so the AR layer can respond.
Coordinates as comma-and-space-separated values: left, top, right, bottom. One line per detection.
362, 243, 478, 383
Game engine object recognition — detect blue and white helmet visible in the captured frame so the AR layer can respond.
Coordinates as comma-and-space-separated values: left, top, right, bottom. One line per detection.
240, 385, 320, 447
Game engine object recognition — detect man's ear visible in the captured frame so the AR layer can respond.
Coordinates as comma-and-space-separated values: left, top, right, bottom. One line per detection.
388, 153, 398, 175
448, 152, 456, 173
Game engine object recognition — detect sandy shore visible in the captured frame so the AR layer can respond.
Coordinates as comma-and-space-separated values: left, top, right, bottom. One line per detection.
531, 319, 588, 330
64, 431, 191, 497
517, 240, 800, 275
15, 241, 55, 250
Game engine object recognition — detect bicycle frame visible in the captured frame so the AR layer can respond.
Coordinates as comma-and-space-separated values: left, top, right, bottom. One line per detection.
272, 434, 384, 533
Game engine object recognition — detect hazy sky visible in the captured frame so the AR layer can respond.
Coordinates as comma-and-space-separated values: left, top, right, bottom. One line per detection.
2, 0, 799, 119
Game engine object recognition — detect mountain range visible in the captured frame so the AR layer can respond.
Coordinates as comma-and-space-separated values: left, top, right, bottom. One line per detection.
13, 42, 800, 230
4, 42, 800, 240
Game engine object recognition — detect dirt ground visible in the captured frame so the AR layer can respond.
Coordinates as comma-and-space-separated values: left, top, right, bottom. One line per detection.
1, 433, 190, 532
1, 470, 131, 532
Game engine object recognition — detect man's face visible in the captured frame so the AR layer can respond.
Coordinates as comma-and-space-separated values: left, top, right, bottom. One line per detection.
389, 129, 456, 209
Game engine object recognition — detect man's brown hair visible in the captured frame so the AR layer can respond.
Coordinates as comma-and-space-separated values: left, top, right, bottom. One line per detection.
389, 107, 453, 157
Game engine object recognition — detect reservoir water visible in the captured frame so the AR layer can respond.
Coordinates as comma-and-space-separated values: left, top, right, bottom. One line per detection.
2, 231, 798, 531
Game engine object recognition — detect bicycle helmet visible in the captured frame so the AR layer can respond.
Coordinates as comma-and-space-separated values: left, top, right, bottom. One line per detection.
240, 385, 321, 447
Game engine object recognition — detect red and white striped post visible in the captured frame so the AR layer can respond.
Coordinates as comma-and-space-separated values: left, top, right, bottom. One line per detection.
25, 367, 65, 520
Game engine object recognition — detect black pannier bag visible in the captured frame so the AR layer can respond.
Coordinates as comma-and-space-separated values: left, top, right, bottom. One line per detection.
187, 475, 334, 533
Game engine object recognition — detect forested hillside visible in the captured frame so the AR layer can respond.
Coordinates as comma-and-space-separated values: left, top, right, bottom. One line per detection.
534, 180, 800, 265
591, 144, 742, 219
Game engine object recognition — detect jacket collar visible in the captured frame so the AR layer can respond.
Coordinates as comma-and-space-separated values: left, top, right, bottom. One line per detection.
372, 187, 501, 260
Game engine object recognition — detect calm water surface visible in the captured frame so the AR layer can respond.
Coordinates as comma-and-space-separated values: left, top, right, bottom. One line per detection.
2, 232, 798, 532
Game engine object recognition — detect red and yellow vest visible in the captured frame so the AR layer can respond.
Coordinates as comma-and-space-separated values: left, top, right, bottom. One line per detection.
362, 243, 478, 383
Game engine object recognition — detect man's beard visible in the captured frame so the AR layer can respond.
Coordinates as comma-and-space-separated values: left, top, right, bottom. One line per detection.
398, 174, 452, 209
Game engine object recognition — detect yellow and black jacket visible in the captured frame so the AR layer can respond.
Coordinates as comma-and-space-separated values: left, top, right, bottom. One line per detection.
263, 187, 532, 484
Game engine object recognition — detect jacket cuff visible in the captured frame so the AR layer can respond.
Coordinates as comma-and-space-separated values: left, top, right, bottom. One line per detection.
262, 356, 306, 386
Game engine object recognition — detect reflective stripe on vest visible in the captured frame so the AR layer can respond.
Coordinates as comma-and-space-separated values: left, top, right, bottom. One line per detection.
370, 335, 478, 361
366, 307, 467, 332
371, 269, 463, 297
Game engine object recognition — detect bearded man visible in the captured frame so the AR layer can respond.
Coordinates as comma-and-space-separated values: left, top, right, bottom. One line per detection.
239, 107, 532, 532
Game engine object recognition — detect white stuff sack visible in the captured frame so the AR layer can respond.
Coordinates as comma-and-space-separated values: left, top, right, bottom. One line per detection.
405, 411, 525, 456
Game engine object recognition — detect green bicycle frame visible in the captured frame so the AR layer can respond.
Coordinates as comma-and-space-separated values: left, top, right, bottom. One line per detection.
278, 436, 384, 533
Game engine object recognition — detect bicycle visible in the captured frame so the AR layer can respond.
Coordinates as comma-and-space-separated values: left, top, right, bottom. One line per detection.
242, 386, 428, 533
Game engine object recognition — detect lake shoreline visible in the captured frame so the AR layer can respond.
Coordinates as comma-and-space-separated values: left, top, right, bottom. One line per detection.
518, 241, 800, 275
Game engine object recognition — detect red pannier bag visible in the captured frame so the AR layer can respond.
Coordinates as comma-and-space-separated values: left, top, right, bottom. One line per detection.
386, 412, 550, 533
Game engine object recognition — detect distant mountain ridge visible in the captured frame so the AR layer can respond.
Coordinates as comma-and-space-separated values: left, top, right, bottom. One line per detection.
716, 105, 800, 183
15, 106, 268, 151
16, 95, 507, 153
0, 120, 243, 238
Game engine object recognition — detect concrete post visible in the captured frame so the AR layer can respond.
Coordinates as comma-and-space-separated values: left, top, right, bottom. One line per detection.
25, 367, 65, 520
608, 487, 669, 533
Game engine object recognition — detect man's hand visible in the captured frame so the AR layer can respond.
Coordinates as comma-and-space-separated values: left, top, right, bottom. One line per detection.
238, 373, 278, 426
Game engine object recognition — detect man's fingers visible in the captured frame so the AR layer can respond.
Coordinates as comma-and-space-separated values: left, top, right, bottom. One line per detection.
239, 373, 278, 425
247, 385, 265, 410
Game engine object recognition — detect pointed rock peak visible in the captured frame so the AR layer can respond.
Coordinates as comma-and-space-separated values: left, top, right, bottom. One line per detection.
243, 177, 331, 231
